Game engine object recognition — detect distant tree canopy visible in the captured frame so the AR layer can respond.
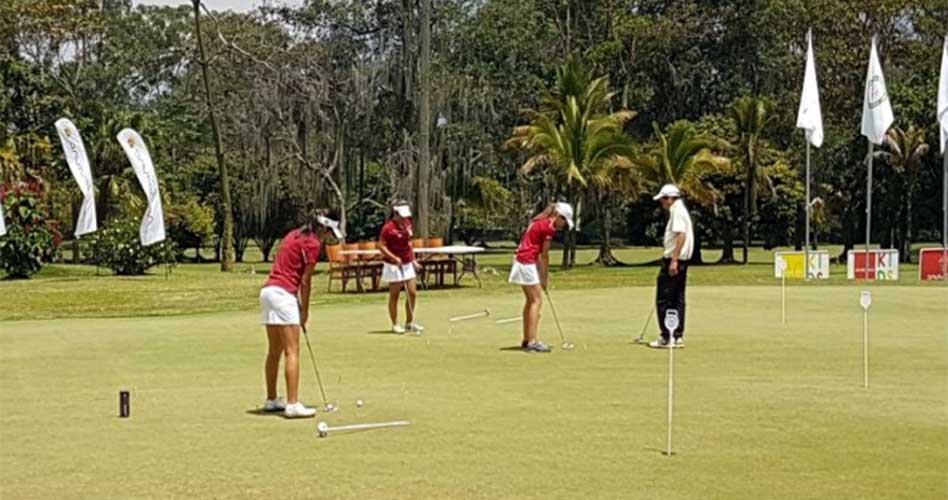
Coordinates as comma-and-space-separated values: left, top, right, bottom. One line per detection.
0, 0, 944, 268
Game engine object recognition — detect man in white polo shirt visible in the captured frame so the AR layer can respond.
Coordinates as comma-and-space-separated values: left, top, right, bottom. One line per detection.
649, 184, 693, 349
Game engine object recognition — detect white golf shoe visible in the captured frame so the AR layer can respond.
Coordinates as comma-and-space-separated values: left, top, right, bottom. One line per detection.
392, 324, 407, 334
407, 322, 425, 333
673, 338, 685, 348
263, 398, 286, 412
283, 402, 317, 418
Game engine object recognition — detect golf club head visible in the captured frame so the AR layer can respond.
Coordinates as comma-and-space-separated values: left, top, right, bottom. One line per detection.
324, 402, 339, 413
561, 341, 575, 350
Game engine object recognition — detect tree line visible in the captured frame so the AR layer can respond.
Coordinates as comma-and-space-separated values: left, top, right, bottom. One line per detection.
1, 0, 944, 274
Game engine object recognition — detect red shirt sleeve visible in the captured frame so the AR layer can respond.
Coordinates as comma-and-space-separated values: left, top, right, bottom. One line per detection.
303, 237, 322, 266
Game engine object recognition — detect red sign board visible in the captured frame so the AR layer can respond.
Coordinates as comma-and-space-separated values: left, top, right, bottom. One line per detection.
919, 248, 948, 281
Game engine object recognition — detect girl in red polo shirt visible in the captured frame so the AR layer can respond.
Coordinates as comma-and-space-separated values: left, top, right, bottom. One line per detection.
378, 200, 423, 334
509, 202, 573, 352
259, 208, 343, 418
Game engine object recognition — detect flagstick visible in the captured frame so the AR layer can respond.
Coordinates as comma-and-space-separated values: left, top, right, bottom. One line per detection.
781, 270, 787, 325
863, 306, 870, 388
942, 152, 946, 282
866, 142, 874, 276
666, 335, 674, 456
805, 141, 811, 281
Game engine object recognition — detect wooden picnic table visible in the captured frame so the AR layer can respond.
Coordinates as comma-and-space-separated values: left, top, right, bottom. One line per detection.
340, 245, 485, 291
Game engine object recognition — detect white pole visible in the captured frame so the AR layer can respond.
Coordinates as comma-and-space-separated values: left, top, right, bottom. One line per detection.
805, 141, 811, 281
328, 420, 410, 433
863, 308, 869, 388
666, 336, 674, 456
781, 270, 787, 325
866, 143, 874, 274
942, 153, 946, 282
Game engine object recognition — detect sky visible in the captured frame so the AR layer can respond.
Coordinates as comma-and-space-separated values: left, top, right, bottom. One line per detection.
134, 0, 303, 12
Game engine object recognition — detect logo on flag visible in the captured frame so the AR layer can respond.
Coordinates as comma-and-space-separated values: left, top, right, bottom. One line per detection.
867, 76, 886, 109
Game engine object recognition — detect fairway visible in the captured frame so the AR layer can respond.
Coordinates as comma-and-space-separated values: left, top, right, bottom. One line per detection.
1, 276, 945, 499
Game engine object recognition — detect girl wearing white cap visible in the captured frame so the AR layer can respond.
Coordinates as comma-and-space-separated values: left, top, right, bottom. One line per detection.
378, 200, 424, 334
259, 207, 343, 418
508, 202, 574, 352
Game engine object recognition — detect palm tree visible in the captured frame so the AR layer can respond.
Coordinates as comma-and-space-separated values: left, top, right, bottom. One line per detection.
874, 126, 929, 262
729, 96, 774, 264
506, 61, 637, 267
633, 121, 730, 264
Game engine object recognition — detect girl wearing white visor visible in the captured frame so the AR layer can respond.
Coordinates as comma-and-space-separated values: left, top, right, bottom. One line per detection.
378, 200, 424, 334
259, 207, 343, 418
508, 202, 573, 352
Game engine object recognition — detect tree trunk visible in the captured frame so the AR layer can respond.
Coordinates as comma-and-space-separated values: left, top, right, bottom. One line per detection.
741, 165, 754, 264
719, 224, 736, 263
193, 0, 235, 272
595, 202, 619, 266
416, 0, 432, 237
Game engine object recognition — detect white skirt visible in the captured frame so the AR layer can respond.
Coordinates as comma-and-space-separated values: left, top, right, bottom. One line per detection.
259, 286, 300, 325
508, 260, 540, 286
382, 262, 417, 283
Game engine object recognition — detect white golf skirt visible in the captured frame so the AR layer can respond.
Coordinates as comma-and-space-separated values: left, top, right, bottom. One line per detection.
259, 286, 300, 325
382, 262, 417, 283
508, 260, 540, 286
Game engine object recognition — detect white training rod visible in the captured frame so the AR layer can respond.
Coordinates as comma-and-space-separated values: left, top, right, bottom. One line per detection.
495, 316, 521, 325
317, 420, 410, 438
667, 335, 674, 455
448, 309, 490, 322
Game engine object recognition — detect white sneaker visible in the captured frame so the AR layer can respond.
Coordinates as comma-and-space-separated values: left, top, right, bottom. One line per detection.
263, 398, 286, 412
392, 324, 407, 334
673, 338, 685, 349
284, 402, 317, 418
407, 322, 425, 333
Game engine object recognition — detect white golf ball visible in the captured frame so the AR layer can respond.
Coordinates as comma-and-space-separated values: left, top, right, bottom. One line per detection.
356, 399, 364, 408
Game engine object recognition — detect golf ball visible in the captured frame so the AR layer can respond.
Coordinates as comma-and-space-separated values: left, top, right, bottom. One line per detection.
316, 421, 329, 437
356, 399, 364, 408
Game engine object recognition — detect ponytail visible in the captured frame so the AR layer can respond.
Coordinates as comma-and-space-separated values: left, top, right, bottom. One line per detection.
531, 203, 557, 222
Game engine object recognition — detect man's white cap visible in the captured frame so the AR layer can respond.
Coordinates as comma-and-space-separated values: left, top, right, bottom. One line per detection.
652, 184, 682, 201
555, 202, 575, 230
316, 215, 344, 239
393, 204, 412, 218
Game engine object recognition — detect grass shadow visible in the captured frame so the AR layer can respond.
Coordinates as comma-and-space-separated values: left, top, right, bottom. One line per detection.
498, 346, 527, 352
245, 409, 284, 417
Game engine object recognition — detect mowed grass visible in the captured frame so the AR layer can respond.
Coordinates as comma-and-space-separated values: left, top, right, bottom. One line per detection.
1, 280, 946, 499
0, 244, 937, 321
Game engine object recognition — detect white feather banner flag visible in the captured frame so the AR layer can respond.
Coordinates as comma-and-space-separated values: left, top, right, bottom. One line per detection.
938, 35, 948, 154
117, 129, 166, 246
55, 118, 97, 236
860, 36, 894, 145
796, 30, 823, 148
0, 201, 6, 237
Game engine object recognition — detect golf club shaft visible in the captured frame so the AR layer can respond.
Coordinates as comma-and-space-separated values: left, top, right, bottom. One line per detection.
636, 305, 655, 341
301, 326, 329, 405
449, 310, 490, 322
325, 420, 410, 433
543, 289, 568, 344
400, 267, 418, 323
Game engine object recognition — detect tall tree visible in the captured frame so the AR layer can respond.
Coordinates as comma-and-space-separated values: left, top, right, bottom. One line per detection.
874, 126, 929, 262
416, 0, 432, 237
729, 96, 773, 264
192, 0, 235, 272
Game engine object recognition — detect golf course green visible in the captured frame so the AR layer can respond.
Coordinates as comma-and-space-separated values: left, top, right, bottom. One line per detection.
1, 247, 945, 499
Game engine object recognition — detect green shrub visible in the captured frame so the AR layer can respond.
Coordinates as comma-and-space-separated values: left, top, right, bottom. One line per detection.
167, 197, 215, 259
0, 182, 60, 279
90, 216, 176, 275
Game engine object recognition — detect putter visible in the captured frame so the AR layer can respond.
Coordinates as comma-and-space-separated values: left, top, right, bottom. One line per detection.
301, 324, 337, 413
543, 288, 574, 350
317, 420, 410, 438
635, 305, 656, 344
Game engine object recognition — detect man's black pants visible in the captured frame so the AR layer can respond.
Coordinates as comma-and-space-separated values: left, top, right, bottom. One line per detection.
656, 258, 688, 341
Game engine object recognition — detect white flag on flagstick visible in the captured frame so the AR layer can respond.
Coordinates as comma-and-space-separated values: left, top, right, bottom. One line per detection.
55, 118, 97, 236
860, 36, 894, 145
117, 129, 166, 246
0, 201, 6, 237
938, 36, 948, 154
796, 30, 823, 148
